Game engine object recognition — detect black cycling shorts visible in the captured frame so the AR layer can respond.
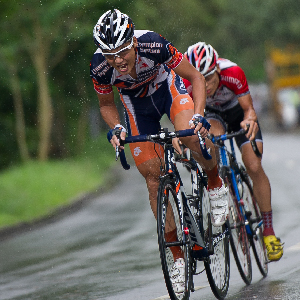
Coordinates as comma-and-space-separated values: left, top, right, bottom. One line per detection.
205, 104, 263, 149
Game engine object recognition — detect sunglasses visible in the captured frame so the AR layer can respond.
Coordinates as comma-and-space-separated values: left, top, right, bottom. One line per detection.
102, 38, 134, 60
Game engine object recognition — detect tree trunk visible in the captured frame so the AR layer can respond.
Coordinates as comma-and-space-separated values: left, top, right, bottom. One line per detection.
32, 22, 53, 161
9, 64, 30, 162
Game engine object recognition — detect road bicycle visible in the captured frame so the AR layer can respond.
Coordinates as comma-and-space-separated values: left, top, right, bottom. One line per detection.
115, 128, 230, 300
209, 128, 268, 285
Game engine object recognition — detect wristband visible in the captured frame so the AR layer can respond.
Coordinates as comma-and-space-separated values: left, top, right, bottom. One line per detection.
107, 124, 127, 143
114, 124, 127, 133
189, 114, 211, 131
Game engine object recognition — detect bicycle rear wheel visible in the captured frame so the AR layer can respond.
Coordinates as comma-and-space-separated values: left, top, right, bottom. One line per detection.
201, 186, 230, 299
226, 176, 252, 285
157, 176, 191, 300
241, 176, 268, 277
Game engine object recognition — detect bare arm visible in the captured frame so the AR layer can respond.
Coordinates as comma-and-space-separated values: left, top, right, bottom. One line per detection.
238, 93, 258, 140
97, 92, 121, 128
173, 57, 206, 116
173, 57, 208, 137
97, 92, 126, 148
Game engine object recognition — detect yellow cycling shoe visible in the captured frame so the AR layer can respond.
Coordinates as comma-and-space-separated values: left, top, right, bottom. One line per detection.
263, 235, 284, 262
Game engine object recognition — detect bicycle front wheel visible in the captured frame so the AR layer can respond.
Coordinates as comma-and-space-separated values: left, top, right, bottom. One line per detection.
202, 186, 230, 299
226, 176, 252, 285
242, 177, 268, 277
157, 176, 191, 300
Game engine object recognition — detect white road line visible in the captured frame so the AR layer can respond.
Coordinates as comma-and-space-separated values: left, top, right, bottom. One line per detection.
151, 285, 209, 300
285, 242, 300, 252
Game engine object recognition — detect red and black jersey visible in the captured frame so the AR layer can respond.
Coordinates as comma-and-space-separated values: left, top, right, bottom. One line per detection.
183, 58, 250, 111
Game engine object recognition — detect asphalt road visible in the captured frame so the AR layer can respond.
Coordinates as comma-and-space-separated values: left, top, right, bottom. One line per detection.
0, 132, 300, 300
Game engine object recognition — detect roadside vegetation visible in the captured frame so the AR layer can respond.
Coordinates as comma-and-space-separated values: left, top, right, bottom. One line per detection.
1, 1, 299, 230
0, 134, 115, 229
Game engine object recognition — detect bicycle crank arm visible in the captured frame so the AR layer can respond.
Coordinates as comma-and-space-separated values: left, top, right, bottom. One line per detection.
165, 241, 184, 247
184, 208, 205, 248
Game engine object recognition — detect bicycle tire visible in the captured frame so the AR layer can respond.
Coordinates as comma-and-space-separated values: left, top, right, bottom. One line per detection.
225, 174, 252, 285
157, 176, 192, 300
201, 185, 230, 299
241, 174, 268, 277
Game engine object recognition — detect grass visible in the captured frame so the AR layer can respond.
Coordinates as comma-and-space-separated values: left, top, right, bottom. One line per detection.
0, 134, 116, 229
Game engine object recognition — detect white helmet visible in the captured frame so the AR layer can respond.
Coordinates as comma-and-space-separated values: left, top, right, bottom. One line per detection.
184, 42, 219, 76
93, 9, 135, 50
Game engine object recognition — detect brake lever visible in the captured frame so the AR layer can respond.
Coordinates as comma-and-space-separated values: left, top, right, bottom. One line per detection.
245, 124, 262, 158
115, 146, 120, 161
114, 130, 122, 161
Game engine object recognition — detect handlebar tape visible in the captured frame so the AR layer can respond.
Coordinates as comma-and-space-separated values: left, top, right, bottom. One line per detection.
176, 129, 212, 160
119, 150, 130, 170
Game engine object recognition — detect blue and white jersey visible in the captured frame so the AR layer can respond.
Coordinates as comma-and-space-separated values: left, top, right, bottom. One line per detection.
90, 30, 183, 97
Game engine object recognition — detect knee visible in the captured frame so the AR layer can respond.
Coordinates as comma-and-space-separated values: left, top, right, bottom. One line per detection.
137, 158, 161, 190
181, 135, 201, 153
245, 160, 263, 177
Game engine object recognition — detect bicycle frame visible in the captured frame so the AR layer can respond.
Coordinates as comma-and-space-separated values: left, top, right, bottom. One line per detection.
213, 134, 263, 237
162, 140, 210, 256
120, 127, 227, 256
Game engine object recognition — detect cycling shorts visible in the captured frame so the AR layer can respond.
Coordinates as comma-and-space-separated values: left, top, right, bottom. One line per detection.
205, 104, 263, 149
120, 70, 194, 166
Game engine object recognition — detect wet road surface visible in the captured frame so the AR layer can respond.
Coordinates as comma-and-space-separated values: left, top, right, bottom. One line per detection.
0, 132, 300, 300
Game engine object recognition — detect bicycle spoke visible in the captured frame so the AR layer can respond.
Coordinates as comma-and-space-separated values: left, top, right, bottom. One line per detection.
157, 177, 192, 300
242, 179, 268, 277
227, 177, 252, 285
201, 186, 230, 299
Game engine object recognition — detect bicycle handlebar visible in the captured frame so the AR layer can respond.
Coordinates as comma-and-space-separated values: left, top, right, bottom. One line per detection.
118, 128, 212, 170
208, 126, 262, 158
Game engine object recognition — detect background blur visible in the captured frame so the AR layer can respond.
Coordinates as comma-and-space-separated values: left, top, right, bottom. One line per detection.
1, 0, 300, 170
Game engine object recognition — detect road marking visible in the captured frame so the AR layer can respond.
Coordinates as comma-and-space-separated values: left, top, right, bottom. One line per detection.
286, 242, 300, 252
151, 285, 209, 300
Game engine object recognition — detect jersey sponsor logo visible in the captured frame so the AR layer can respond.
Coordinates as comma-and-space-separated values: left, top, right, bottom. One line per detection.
139, 42, 163, 54
137, 67, 160, 83
138, 42, 163, 48
180, 98, 189, 105
134, 147, 142, 156
140, 48, 161, 54
96, 66, 110, 77
221, 75, 243, 89
91, 60, 109, 75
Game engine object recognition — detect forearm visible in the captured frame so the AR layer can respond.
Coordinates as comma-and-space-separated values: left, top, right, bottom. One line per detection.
100, 104, 121, 128
191, 75, 206, 116
243, 107, 257, 122
238, 94, 258, 122
173, 57, 206, 115
97, 92, 122, 129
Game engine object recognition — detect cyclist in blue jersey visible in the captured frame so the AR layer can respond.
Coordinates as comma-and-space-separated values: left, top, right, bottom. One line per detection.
90, 9, 229, 296
183, 42, 283, 262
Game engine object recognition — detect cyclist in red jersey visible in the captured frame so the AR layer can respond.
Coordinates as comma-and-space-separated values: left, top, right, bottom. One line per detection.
90, 10, 229, 296
182, 42, 283, 262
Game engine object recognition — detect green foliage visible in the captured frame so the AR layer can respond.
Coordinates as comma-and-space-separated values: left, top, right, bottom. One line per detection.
0, 133, 115, 228
1, 0, 300, 170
